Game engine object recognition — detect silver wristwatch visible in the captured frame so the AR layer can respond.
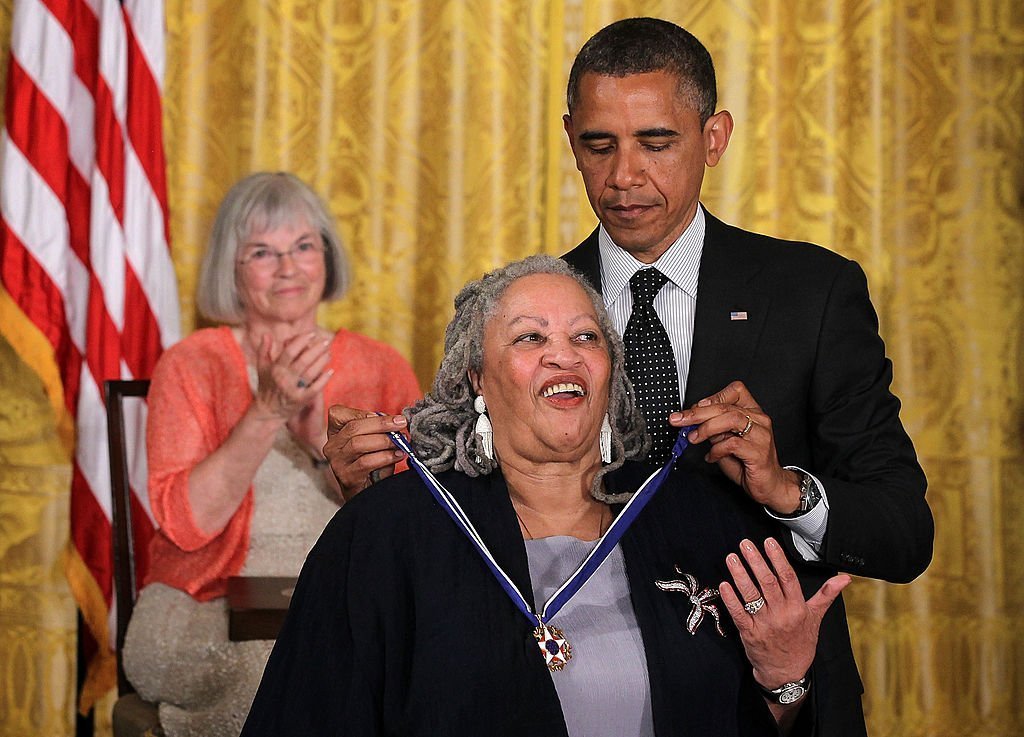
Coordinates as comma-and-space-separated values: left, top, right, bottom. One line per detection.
796, 471, 821, 513
780, 470, 821, 517
757, 673, 811, 705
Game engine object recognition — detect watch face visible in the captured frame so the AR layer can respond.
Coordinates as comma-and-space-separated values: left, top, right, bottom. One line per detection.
799, 473, 819, 512
778, 685, 807, 705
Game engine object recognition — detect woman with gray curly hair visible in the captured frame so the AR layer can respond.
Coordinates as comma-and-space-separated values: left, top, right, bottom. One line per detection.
406, 255, 647, 501
243, 255, 849, 737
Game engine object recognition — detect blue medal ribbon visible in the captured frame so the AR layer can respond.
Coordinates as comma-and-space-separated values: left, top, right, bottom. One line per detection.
385, 424, 693, 631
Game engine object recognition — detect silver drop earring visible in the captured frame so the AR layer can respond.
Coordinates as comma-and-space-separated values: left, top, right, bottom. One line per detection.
474, 395, 494, 460
600, 414, 612, 464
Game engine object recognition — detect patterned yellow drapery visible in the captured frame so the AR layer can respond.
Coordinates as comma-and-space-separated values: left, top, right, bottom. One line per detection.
1, 1, 1021, 735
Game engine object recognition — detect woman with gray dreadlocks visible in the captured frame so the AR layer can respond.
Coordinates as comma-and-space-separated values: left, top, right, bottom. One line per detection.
241, 255, 849, 737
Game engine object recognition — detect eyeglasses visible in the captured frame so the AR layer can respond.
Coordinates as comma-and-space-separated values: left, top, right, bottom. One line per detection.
238, 240, 325, 270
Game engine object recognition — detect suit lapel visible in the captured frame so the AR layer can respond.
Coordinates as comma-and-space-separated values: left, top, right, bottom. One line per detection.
562, 228, 602, 292
684, 212, 771, 408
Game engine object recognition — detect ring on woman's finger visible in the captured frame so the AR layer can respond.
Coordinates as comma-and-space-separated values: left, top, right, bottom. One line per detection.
735, 415, 754, 437
743, 596, 766, 615
296, 378, 308, 389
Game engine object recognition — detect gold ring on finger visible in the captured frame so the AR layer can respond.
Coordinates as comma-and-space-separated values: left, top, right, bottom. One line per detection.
736, 415, 754, 437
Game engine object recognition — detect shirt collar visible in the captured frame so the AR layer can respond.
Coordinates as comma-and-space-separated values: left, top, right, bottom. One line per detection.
598, 205, 705, 306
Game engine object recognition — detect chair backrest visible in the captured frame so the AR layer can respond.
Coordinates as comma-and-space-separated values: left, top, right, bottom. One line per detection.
104, 378, 151, 697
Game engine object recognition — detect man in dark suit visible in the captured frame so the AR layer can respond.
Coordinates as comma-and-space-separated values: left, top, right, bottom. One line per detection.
558, 17, 933, 736
325, 16, 932, 736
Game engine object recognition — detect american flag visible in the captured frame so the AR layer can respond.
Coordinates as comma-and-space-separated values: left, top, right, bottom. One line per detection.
0, 0, 179, 710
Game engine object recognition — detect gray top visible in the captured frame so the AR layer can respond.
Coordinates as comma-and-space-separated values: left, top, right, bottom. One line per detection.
525, 537, 655, 737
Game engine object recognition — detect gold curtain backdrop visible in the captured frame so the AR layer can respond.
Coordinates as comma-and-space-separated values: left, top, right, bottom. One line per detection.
1, 1, 1021, 735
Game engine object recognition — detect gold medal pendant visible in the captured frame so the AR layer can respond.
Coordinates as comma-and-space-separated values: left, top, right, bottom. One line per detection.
534, 622, 572, 671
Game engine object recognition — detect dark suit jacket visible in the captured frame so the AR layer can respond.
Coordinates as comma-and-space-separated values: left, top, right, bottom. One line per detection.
242, 464, 793, 737
563, 209, 934, 737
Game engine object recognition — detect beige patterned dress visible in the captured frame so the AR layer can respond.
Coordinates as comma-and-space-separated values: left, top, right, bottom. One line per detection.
123, 414, 339, 737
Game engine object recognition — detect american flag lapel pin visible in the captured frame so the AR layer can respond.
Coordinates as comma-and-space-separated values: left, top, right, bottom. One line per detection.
730, 311, 748, 321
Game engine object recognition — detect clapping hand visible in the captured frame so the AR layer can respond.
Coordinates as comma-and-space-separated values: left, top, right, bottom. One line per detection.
252, 332, 333, 456
253, 332, 333, 418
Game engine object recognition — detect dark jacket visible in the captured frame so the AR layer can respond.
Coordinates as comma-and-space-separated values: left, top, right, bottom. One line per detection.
242, 463, 796, 737
563, 210, 934, 737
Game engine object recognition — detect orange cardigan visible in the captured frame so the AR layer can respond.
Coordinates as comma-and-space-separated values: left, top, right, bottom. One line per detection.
144, 326, 422, 600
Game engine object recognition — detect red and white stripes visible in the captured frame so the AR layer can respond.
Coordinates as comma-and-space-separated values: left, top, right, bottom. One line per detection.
0, 0, 178, 708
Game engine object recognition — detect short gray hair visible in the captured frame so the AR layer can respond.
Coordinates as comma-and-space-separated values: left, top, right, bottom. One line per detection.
196, 172, 350, 324
406, 255, 649, 503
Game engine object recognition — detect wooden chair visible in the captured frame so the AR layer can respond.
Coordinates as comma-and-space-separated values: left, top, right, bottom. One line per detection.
104, 379, 163, 737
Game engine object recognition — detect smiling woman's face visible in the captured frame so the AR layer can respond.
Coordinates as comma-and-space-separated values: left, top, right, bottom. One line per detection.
234, 214, 327, 330
471, 273, 611, 469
